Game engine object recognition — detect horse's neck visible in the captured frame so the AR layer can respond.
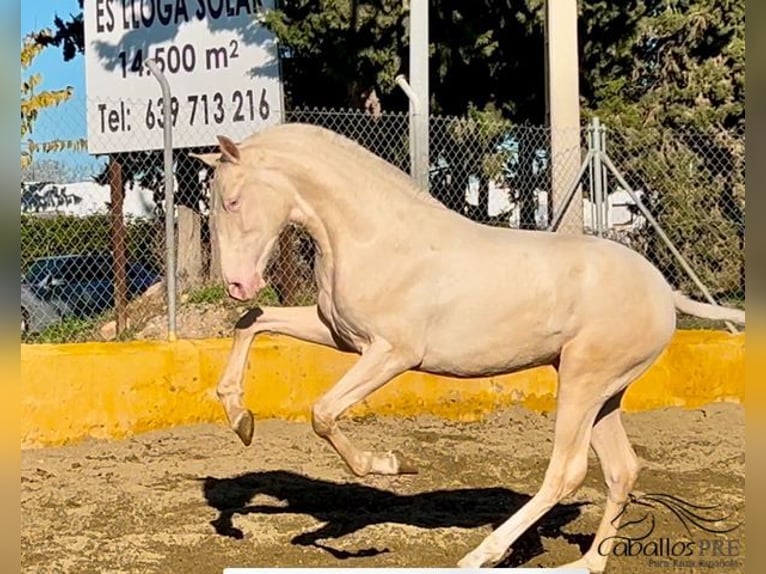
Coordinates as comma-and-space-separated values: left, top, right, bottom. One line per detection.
272, 137, 447, 291
288, 169, 439, 302
292, 169, 432, 254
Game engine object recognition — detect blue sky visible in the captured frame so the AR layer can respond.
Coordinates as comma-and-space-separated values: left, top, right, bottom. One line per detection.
22, 0, 103, 178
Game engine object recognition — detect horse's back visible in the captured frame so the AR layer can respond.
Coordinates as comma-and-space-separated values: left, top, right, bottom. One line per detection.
411, 225, 676, 376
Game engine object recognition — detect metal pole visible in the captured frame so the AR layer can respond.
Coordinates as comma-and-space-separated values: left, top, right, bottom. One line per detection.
587, 120, 596, 233
395, 74, 420, 183
145, 59, 177, 342
592, 117, 605, 236
409, 0, 429, 191
599, 152, 737, 334
599, 121, 609, 230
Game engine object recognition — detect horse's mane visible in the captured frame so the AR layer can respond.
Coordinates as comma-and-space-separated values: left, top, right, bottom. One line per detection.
238, 123, 446, 209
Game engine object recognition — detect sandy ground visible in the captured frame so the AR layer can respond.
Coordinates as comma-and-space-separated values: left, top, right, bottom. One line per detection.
21, 403, 745, 573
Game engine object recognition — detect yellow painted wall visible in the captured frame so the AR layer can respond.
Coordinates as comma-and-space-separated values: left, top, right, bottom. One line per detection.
21, 330, 744, 449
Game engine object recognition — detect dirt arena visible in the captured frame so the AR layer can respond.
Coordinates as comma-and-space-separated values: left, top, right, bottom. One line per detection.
22, 402, 745, 573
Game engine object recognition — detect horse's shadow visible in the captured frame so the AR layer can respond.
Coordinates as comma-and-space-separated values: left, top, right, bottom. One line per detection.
199, 470, 593, 567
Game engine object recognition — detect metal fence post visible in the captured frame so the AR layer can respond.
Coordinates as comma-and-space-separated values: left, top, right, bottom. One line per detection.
145, 59, 177, 342
587, 120, 596, 232
592, 117, 605, 236
598, 119, 609, 231
395, 75, 423, 187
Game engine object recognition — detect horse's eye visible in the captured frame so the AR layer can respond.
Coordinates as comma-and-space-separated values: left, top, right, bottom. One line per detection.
225, 198, 240, 212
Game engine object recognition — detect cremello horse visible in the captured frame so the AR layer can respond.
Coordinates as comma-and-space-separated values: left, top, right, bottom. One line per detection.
191, 124, 745, 572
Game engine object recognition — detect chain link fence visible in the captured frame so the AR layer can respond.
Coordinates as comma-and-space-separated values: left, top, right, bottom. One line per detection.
20, 97, 745, 343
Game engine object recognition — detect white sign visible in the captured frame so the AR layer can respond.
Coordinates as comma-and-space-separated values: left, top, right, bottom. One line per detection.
84, 0, 284, 155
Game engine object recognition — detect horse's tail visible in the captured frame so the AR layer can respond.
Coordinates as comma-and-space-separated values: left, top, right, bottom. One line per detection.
673, 291, 745, 325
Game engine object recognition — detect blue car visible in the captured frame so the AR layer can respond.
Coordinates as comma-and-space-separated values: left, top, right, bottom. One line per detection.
21, 254, 160, 336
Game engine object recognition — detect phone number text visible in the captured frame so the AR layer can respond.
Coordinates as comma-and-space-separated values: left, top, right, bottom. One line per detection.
96, 88, 271, 134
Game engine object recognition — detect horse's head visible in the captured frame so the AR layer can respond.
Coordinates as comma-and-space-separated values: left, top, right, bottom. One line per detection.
192, 135, 294, 301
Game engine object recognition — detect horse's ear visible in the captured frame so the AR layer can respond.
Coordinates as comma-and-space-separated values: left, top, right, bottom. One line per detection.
217, 135, 241, 164
189, 152, 221, 167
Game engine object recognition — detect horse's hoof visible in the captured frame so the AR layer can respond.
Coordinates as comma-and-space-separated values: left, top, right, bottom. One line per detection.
234, 410, 255, 446
456, 555, 480, 568
393, 451, 419, 474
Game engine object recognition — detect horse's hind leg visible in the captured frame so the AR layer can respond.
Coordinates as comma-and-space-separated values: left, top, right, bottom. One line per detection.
457, 340, 657, 570
457, 360, 605, 567
557, 391, 641, 573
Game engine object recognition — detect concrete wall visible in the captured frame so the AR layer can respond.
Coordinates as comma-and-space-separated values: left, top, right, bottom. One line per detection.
21, 330, 744, 449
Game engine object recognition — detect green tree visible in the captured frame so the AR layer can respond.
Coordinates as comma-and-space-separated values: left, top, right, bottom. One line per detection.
264, 0, 547, 120
427, 1, 547, 226
580, 0, 745, 299
264, 0, 407, 109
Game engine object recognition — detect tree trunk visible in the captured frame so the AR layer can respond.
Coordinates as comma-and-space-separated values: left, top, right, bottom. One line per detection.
175, 151, 203, 290
108, 157, 128, 336
177, 206, 202, 291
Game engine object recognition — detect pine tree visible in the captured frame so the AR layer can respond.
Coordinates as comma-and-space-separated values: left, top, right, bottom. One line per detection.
581, 0, 745, 299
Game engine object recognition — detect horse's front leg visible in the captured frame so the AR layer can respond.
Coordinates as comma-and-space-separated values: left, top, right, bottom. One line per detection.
216, 305, 345, 446
311, 340, 420, 476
